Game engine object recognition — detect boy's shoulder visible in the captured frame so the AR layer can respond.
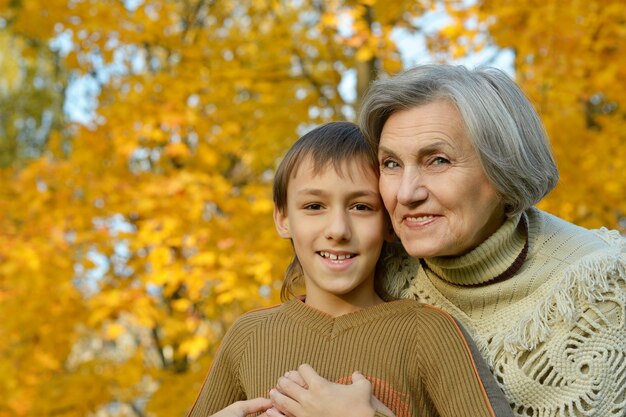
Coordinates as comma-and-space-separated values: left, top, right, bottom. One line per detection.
386, 299, 463, 329
234, 302, 285, 325
219, 302, 286, 345
384, 300, 475, 351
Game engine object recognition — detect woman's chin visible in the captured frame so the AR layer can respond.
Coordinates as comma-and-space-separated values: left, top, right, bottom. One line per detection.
402, 241, 444, 258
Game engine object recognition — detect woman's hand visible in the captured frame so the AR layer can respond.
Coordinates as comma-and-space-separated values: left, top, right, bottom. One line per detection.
266, 364, 395, 417
210, 397, 272, 417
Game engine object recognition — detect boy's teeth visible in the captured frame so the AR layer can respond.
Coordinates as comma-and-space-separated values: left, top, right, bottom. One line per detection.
320, 251, 352, 260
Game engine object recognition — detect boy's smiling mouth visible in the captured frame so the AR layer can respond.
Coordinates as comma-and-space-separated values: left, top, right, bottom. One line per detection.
317, 251, 356, 261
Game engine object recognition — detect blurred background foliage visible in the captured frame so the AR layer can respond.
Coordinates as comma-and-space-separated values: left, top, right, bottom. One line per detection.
0, 0, 624, 416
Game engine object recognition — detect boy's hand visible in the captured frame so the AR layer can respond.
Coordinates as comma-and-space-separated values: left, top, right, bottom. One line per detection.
267, 364, 395, 417
211, 397, 272, 417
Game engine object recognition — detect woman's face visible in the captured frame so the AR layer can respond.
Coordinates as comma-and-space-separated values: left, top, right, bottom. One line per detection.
378, 99, 506, 258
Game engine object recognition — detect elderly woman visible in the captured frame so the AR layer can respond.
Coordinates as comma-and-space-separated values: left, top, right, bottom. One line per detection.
268, 65, 626, 417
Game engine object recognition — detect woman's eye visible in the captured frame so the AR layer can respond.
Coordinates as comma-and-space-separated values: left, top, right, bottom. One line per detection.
431, 156, 450, 165
381, 159, 400, 169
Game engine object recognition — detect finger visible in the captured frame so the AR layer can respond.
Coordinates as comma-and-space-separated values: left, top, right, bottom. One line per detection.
264, 407, 288, 417
269, 388, 300, 417
238, 397, 273, 415
275, 376, 308, 399
296, 363, 324, 387
284, 370, 308, 388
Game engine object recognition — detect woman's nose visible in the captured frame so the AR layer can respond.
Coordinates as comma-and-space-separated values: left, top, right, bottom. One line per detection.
324, 211, 351, 241
396, 170, 428, 206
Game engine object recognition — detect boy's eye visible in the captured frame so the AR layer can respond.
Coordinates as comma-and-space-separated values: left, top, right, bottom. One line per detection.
352, 203, 371, 211
303, 203, 323, 210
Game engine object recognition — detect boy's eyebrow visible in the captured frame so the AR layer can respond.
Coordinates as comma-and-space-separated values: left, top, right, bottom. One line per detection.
297, 188, 380, 199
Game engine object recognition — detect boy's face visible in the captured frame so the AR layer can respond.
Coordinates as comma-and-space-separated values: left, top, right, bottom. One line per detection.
274, 156, 389, 308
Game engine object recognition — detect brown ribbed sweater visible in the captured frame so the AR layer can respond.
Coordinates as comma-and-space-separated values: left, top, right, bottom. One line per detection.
187, 299, 513, 417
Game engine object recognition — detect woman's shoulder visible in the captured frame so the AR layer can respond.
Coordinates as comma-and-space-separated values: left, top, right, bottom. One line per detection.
527, 207, 624, 258
526, 207, 625, 302
499, 208, 626, 352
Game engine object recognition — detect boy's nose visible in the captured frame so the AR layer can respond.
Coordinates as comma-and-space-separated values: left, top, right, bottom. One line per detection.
324, 211, 351, 241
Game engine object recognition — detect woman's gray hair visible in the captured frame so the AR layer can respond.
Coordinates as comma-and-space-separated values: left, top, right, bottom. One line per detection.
359, 64, 559, 217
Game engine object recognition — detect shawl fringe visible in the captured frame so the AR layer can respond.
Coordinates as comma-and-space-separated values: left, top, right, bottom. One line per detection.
381, 243, 419, 299
500, 227, 626, 352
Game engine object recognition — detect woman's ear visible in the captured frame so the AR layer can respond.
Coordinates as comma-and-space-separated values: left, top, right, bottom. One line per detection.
273, 206, 291, 239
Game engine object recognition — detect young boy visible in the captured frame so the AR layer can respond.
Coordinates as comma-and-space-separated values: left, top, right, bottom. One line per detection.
187, 122, 512, 417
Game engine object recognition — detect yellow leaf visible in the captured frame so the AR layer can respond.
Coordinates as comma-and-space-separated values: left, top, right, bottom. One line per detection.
356, 46, 375, 61
104, 322, 126, 341
34, 351, 60, 371
251, 197, 273, 214
172, 298, 192, 312
179, 335, 209, 360
190, 251, 216, 267
320, 12, 338, 27
149, 246, 172, 269
165, 142, 189, 158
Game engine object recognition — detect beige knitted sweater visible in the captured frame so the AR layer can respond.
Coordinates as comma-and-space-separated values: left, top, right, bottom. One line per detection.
187, 299, 513, 417
384, 207, 626, 417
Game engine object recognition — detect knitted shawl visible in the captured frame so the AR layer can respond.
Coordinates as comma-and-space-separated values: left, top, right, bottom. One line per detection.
382, 207, 626, 417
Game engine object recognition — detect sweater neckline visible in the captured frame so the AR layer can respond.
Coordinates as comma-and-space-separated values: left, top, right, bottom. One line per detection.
421, 213, 528, 286
283, 297, 416, 336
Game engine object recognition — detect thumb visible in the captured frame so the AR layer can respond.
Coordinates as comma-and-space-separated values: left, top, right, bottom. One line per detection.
350, 374, 394, 417
350, 371, 373, 395
351, 371, 367, 383
239, 397, 273, 415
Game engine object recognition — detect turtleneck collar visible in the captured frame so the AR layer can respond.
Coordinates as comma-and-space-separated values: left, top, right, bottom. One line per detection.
421, 212, 527, 286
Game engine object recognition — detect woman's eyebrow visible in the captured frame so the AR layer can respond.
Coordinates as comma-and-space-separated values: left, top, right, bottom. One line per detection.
379, 140, 452, 158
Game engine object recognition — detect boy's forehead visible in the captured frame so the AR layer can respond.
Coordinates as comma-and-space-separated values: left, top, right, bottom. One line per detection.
293, 154, 377, 179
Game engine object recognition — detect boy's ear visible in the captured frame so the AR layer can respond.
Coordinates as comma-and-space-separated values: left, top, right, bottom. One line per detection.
273, 206, 291, 239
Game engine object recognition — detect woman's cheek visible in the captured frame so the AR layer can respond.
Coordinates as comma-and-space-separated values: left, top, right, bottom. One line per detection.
379, 177, 398, 211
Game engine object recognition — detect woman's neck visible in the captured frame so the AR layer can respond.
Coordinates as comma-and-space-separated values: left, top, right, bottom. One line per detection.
422, 213, 527, 286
